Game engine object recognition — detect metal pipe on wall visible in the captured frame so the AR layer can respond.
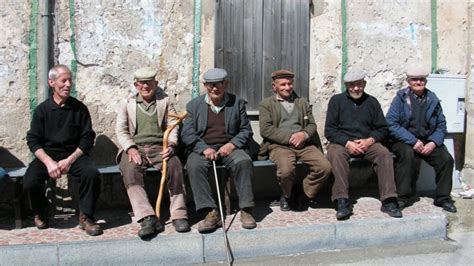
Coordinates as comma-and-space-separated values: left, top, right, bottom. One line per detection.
38, 0, 52, 102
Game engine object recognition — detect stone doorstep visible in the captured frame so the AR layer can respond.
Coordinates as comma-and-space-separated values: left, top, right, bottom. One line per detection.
0, 198, 447, 265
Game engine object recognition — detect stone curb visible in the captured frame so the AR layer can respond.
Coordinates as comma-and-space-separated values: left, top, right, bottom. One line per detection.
0, 214, 447, 265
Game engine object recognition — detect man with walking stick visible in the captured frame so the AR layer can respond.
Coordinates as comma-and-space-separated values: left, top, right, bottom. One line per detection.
181, 68, 257, 233
116, 67, 190, 239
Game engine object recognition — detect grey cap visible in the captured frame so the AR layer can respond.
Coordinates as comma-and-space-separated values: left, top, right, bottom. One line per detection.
344, 69, 366, 83
203, 68, 228, 83
406, 66, 429, 78
134, 67, 157, 81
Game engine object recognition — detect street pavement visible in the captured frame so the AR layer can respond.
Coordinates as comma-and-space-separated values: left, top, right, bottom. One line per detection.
203, 196, 474, 265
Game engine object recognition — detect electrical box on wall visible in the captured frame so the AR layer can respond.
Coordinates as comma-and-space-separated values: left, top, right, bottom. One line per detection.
426, 74, 466, 133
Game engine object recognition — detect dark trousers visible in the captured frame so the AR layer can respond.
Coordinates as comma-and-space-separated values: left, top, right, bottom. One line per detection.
23, 152, 100, 217
186, 149, 255, 211
391, 142, 454, 204
327, 143, 398, 202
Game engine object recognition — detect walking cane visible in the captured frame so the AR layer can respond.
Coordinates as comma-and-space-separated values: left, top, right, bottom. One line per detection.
212, 158, 232, 265
155, 111, 188, 218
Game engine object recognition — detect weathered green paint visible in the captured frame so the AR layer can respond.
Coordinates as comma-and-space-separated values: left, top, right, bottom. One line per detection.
191, 0, 202, 99
29, 0, 39, 114
341, 0, 348, 91
69, 0, 78, 97
431, 0, 438, 73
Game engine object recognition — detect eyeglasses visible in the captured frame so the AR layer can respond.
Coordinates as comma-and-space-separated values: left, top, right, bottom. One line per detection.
408, 78, 426, 82
204, 82, 224, 89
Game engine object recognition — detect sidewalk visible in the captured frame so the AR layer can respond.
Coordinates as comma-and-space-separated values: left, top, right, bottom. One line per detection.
0, 196, 447, 265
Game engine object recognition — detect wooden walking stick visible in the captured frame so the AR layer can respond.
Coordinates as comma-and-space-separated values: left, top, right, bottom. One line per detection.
155, 111, 188, 218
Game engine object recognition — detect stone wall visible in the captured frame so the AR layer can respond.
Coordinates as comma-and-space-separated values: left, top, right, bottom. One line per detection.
0, 0, 472, 177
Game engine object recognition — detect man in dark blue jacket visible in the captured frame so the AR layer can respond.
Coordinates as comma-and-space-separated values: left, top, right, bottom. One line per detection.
386, 67, 456, 213
181, 68, 256, 232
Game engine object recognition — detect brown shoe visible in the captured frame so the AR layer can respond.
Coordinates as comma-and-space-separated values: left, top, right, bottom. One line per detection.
198, 209, 222, 233
79, 212, 103, 236
34, 214, 48, 230
240, 208, 256, 229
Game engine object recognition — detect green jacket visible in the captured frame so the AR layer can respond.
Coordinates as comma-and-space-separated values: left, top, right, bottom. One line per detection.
258, 93, 322, 160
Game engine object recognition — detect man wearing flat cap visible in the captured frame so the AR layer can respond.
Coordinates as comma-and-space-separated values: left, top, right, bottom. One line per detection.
386, 66, 456, 213
259, 69, 331, 211
325, 69, 402, 220
181, 68, 257, 232
116, 66, 190, 239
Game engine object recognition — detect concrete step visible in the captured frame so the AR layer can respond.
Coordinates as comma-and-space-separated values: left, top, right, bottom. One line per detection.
0, 197, 447, 264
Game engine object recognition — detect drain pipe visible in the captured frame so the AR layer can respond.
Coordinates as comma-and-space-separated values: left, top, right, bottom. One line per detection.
191, 0, 202, 99
38, 0, 52, 102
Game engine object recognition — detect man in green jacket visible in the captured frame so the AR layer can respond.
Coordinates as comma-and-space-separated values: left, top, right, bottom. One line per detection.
259, 69, 331, 211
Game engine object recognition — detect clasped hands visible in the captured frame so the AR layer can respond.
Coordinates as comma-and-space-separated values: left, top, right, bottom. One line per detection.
345, 138, 375, 156
413, 140, 436, 156
203, 143, 236, 161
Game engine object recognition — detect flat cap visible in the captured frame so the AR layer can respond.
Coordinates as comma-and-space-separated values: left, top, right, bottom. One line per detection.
203, 68, 228, 83
134, 67, 157, 81
272, 69, 295, 80
344, 69, 366, 83
406, 66, 429, 78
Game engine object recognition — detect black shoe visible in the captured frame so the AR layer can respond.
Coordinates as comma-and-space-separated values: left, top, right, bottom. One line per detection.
280, 195, 291, 211
295, 193, 311, 211
173, 219, 190, 233
434, 201, 457, 213
381, 202, 403, 218
336, 198, 352, 220
397, 200, 407, 210
138, 216, 158, 239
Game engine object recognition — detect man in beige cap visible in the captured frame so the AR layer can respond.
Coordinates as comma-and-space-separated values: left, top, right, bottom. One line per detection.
386, 67, 456, 213
116, 67, 189, 239
259, 69, 331, 212
181, 68, 257, 233
325, 69, 402, 220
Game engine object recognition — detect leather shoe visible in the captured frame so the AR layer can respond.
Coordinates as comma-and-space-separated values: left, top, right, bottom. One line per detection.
240, 208, 256, 229
280, 195, 291, 211
397, 199, 407, 210
435, 201, 457, 213
34, 214, 48, 230
172, 219, 190, 233
138, 215, 158, 239
198, 209, 222, 233
79, 212, 103, 236
336, 198, 352, 220
381, 201, 403, 218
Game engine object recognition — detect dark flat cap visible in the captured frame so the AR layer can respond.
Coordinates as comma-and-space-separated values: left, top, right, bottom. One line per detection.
344, 69, 366, 83
406, 66, 429, 78
134, 67, 157, 81
272, 69, 295, 80
203, 68, 228, 83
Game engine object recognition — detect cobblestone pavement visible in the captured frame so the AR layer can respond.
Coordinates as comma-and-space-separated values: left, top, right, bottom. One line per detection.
0, 196, 444, 247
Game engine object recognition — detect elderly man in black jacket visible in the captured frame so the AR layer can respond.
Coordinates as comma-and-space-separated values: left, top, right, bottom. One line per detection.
24, 65, 102, 236
181, 68, 256, 233
325, 69, 401, 220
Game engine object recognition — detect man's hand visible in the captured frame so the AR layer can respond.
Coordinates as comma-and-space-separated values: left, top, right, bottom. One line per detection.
218, 143, 236, 157
345, 140, 365, 156
413, 139, 424, 154
160, 146, 174, 161
203, 148, 219, 161
127, 147, 142, 165
57, 158, 73, 174
289, 131, 307, 149
44, 158, 62, 179
354, 137, 375, 152
420, 141, 436, 156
